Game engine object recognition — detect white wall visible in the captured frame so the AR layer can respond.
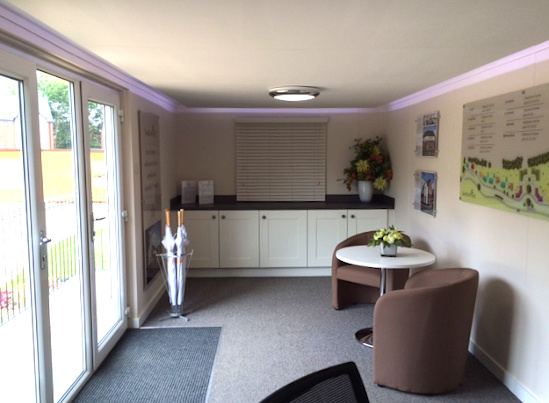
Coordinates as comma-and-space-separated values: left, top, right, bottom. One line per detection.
386, 53, 549, 403
176, 110, 387, 195
122, 92, 179, 327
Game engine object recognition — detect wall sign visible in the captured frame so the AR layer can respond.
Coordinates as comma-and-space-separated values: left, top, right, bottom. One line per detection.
460, 83, 549, 221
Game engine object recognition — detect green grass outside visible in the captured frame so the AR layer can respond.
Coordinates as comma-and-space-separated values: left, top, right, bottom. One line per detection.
48, 228, 109, 283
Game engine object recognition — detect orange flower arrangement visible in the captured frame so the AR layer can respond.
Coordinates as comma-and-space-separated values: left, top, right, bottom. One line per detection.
342, 137, 392, 191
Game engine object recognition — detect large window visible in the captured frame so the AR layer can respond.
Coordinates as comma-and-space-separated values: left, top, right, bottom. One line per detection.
235, 120, 327, 202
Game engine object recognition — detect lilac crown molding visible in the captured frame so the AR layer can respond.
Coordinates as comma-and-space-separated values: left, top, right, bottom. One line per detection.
2, 3, 549, 115
387, 40, 549, 111
177, 40, 549, 115
0, 3, 178, 113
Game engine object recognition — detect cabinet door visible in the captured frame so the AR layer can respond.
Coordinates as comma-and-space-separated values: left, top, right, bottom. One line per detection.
219, 211, 259, 267
185, 210, 220, 268
307, 210, 348, 267
260, 210, 307, 267
347, 209, 388, 236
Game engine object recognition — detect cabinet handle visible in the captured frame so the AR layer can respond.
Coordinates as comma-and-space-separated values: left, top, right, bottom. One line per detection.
262, 215, 267, 219
351, 214, 356, 219
212, 215, 216, 219
341, 214, 346, 219
221, 215, 226, 219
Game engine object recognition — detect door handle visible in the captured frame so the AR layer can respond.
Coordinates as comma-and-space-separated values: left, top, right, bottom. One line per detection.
39, 231, 51, 269
39, 234, 51, 246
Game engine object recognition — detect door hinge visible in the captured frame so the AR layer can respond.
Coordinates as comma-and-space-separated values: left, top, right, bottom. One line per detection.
118, 109, 125, 123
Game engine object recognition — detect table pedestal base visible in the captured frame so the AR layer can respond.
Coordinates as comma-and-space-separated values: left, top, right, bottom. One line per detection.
355, 327, 374, 348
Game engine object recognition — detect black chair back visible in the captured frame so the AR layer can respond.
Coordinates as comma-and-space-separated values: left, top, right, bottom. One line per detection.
259, 361, 369, 403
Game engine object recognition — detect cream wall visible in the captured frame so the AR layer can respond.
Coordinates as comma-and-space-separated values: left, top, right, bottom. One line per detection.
122, 92, 179, 327
385, 55, 549, 402
176, 111, 387, 195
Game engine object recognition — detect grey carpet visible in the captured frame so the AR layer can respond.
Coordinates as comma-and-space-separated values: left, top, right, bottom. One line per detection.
143, 277, 520, 403
73, 327, 221, 403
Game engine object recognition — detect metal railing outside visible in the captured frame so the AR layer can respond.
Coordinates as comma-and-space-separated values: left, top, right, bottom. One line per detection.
0, 198, 108, 325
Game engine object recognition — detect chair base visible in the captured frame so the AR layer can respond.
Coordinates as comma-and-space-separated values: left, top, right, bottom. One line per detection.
355, 327, 374, 348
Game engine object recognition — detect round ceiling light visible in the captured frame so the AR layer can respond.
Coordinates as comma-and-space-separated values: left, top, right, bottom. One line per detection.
269, 86, 320, 102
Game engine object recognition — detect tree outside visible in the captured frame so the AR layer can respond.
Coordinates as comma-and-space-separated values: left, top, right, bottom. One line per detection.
37, 71, 104, 150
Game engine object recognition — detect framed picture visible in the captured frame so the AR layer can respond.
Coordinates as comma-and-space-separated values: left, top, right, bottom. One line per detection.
144, 220, 162, 287
416, 111, 440, 157
138, 110, 162, 288
414, 170, 437, 217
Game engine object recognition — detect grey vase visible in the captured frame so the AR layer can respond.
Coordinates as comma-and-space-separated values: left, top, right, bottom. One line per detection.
380, 243, 397, 257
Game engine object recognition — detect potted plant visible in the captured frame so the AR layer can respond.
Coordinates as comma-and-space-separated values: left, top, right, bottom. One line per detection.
342, 137, 393, 202
368, 226, 412, 256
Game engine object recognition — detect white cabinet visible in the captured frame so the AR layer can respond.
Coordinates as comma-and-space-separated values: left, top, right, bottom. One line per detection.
260, 210, 307, 267
307, 210, 348, 267
185, 210, 220, 268
307, 209, 388, 267
219, 210, 259, 268
185, 208, 390, 269
347, 209, 388, 236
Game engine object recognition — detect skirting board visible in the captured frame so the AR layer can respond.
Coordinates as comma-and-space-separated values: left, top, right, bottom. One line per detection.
187, 267, 331, 278
469, 340, 541, 403
129, 282, 166, 329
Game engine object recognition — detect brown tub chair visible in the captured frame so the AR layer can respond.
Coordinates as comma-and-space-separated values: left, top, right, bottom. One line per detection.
331, 231, 410, 310
373, 268, 479, 394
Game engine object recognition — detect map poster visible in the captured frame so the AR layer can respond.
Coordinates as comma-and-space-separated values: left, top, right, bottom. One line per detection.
460, 83, 549, 221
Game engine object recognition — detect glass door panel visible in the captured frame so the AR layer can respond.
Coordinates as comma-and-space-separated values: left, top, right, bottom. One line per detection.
0, 74, 38, 403
88, 101, 121, 343
37, 71, 86, 402
82, 82, 126, 368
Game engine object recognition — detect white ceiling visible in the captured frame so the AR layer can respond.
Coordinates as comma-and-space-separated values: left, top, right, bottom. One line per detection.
4, 0, 549, 109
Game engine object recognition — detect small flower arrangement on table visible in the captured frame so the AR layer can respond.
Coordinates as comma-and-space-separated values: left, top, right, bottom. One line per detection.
368, 226, 412, 256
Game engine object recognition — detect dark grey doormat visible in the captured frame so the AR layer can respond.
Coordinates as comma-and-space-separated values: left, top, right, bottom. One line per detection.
74, 327, 221, 403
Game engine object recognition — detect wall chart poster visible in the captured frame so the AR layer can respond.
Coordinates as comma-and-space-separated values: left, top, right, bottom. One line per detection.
139, 111, 162, 287
460, 83, 549, 221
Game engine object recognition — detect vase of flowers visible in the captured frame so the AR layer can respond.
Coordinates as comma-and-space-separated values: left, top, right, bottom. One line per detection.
342, 137, 393, 202
368, 226, 412, 256
357, 180, 374, 202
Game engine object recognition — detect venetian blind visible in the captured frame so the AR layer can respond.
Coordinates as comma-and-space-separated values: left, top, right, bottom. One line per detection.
236, 120, 327, 201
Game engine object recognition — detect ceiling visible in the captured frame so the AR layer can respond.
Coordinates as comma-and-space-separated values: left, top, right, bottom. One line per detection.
4, 0, 549, 109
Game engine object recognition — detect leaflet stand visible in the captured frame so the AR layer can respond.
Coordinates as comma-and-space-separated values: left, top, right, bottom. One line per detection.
156, 250, 193, 321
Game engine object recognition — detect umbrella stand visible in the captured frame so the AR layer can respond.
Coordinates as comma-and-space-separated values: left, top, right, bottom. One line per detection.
156, 209, 193, 321
156, 250, 193, 320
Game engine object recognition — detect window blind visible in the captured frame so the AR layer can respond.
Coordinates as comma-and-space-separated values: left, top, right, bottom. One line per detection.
236, 121, 327, 201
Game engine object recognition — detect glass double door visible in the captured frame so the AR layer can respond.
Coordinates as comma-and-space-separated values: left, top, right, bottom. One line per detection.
0, 49, 126, 403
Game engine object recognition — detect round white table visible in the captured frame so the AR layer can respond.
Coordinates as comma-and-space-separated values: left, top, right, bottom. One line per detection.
335, 245, 436, 346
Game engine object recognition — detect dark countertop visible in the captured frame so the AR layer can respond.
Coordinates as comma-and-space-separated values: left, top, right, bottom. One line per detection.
170, 194, 394, 211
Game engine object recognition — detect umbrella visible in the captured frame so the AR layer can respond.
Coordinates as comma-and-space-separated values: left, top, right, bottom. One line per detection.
174, 209, 190, 306
161, 209, 177, 307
